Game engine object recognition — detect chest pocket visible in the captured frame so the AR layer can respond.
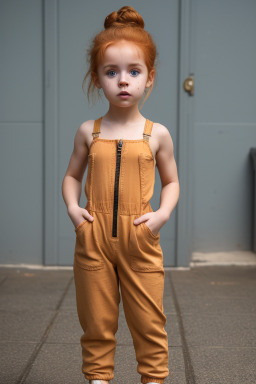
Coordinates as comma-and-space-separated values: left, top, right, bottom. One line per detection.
139, 153, 156, 209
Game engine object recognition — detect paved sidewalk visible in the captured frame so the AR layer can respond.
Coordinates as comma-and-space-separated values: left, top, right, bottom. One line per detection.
0, 265, 255, 384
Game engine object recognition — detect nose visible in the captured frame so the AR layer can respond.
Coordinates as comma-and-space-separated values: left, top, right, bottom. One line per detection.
119, 79, 128, 87
119, 72, 128, 87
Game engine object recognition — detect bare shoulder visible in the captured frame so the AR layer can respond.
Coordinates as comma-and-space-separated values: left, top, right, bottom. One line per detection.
77, 119, 95, 150
152, 122, 171, 137
152, 122, 174, 154
79, 119, 94, 136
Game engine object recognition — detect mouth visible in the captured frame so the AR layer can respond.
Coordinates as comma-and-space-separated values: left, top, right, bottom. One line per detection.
118, 91, 131, 96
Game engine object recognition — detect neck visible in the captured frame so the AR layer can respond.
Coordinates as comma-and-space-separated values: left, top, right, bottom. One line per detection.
103, 105, 145, 125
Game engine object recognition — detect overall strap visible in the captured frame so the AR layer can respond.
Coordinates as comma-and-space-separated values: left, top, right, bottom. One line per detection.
92, 117, 102, 139
143, 119, 153, 141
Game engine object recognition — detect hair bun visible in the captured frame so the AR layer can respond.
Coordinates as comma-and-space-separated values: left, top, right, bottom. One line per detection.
104, 6, 144, 30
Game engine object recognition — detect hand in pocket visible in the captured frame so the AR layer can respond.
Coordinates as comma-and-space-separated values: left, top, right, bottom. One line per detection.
67, 204, 94, 229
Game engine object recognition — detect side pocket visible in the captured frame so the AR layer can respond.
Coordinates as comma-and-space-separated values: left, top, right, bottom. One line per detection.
74, 219, 104, 271
143, 222, 160, 240
129, 223, 164, 272
74, 219, 89, 233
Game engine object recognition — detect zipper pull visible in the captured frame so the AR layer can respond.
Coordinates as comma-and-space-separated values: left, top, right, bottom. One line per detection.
117, 139, 123, 152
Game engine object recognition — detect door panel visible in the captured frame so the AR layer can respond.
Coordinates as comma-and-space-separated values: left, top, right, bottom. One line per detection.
191, 0, 256, 252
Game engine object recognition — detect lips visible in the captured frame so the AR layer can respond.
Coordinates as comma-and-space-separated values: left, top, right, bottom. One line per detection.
118, 91, 131, 95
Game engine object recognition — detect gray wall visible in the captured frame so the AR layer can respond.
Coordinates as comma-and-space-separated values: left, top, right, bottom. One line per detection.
0, 0, 43, 264
0, 0, 255, 266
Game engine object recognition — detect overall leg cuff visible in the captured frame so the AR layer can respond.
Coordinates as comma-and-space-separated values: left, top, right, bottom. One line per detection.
84, 374, 113, 381
141, 376, 166, 384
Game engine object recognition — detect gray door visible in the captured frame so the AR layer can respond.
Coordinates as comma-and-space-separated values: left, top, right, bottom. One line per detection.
190, 0, 256, 254
49, 0, 181, 266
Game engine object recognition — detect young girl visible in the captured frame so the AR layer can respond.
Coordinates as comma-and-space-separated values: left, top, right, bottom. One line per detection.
62, 6, 180, 384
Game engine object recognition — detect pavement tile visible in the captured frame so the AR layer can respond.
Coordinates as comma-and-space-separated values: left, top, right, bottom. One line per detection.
1, 266, 256, 384
189, 346, 256, 384
0, 309, 54, 342
0, 342, 36, 384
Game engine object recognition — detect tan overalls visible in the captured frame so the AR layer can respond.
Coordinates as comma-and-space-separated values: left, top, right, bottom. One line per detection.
73, 117, 169, 384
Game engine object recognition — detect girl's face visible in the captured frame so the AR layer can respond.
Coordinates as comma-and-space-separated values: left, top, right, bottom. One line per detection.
93, 40, 155, 108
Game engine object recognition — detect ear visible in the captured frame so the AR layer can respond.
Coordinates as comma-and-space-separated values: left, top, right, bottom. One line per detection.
145, 68, 156, 88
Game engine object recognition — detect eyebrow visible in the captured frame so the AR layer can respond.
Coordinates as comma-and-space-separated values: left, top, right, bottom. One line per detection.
103, 63, 143, 69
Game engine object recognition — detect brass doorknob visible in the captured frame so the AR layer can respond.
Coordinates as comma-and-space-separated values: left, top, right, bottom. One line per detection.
183, 76, 194, 95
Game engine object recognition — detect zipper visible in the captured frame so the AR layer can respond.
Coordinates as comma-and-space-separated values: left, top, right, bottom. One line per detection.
112, 139, 123, 237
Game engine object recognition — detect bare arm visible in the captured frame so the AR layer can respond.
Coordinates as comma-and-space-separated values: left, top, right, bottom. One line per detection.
62, 121, 94, 227
134, 123, 180, 235
155, 123, 180, 221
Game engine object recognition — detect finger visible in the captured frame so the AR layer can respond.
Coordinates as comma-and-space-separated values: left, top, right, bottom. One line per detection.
83, 210, 94, 222
134, 215, 148, 225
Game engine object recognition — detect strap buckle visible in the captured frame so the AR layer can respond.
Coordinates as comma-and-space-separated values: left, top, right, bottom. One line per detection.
143, 133, 151, 141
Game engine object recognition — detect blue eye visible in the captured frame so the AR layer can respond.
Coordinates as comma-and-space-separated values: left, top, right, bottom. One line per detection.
130, 69, 140, 76
106, 69, 140, 77
106, 70, 116, 77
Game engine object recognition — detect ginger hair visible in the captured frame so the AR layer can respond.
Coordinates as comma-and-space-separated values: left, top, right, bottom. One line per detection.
82, 5, 159, 110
